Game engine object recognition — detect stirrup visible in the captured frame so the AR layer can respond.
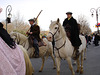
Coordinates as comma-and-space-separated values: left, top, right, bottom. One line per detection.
32, 53, 39, 58
34, 55, 39, 58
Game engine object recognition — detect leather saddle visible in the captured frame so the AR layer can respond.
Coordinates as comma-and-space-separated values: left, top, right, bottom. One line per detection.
28, 36, 46, 47
38, 40, 46, 47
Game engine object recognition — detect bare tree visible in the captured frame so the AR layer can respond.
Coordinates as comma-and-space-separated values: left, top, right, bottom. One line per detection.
2, 12, 29, 35
77, 15, 92, 35
12, 12, 26, 29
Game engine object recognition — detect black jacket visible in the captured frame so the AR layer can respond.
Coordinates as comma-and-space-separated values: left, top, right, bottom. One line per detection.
0, 22, 16, 49
63, 17, 81, 46
30, 24, 41, 42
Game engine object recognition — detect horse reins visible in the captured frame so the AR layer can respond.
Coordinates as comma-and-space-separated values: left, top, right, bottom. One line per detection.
55, 41, 66, 50
16, 33, 20, 44
49, 26, 66, 59
49, 27, 59, 38
16, 33, 30, 50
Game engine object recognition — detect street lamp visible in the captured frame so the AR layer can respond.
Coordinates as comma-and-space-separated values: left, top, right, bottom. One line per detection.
90, 7, 100, 33
6, 5, 12, 30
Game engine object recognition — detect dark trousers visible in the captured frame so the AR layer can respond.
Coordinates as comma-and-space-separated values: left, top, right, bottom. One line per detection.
94, 40, 99, 46
33, 38, 39, 55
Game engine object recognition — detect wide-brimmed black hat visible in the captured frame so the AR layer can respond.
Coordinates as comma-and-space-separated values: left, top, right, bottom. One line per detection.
28, 19, 35, 22
66, 12, 73, 15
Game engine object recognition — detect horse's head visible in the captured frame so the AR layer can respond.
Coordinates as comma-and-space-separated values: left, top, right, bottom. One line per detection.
10, 31, 19, 43
10, 31, 28, 45
47, 18, 61, 42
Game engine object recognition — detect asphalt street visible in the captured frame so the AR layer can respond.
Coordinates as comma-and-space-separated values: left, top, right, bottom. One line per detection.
31, 42, 100, 75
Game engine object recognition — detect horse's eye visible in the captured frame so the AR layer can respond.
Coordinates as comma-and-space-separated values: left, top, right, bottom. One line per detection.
55, 27, 58, 29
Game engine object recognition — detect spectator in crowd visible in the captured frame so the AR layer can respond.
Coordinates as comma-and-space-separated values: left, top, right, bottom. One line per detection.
88, 34, 91, 45
94, 34, 99, 46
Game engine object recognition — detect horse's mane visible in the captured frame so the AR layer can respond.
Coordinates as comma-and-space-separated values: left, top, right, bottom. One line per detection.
10, 31, 28, 40
58, 22, 67, 41
16, 32, 26, 37
17, 32, 27, 39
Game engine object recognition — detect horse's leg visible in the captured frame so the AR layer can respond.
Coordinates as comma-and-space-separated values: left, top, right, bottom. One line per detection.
73, 60, 77, 65
76, 57, 80, 73
84, 48, 86, 60
20, 45, 34, 75
39, 57, 45, 72
56, 57, 61, 75
80, 51, 84, 74
66, 57, 75, 75
50, 53, 56, 69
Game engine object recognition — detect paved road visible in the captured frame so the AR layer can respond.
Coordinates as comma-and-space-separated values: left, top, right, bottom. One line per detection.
31, 42, 100, 75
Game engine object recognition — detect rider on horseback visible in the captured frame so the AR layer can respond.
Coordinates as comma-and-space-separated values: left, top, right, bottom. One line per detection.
27, 19, 41, 58
63, 12, 82, 60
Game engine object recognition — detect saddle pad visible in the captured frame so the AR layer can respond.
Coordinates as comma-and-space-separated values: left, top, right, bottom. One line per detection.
38, 41, 46, 47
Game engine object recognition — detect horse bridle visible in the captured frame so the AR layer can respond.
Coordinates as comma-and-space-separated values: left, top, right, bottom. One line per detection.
49, 25, 66, 59
49, 26, 59, 39
16, 33, 20, 44
15, 33, 30, 50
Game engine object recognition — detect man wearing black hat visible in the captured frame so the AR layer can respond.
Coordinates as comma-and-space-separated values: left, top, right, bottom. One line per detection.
63, 12, 82, 60
27, 19, 41, 58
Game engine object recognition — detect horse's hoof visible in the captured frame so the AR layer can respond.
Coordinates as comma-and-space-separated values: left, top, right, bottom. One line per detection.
73, 62, 76, 65
53, 67, 56, 69
84, 58, 86, 60
32, 73, 34, 75
39, 70, 42, 72
76, 70, 79, 73
57, 71, 60, 75
80, 70, 83, 74
72, 72, 75, 75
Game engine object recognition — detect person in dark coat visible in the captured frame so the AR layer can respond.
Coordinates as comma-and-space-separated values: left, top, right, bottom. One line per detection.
88, 35, 91, 45
94, 34, 99, 46
27, 19, 41, 58
63, 12, 82, 60
85, 35, 88, 43
85, 34, 88, 47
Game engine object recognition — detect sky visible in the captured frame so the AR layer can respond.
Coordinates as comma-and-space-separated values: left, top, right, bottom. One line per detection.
0, 0, 100, 32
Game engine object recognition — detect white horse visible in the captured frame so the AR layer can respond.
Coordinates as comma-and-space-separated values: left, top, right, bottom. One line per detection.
10, 31, 56, 72
19, 45, 34, 75
47, 18, 87, 75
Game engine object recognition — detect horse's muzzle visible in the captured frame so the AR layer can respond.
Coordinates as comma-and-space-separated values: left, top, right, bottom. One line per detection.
47, 33, 53, 42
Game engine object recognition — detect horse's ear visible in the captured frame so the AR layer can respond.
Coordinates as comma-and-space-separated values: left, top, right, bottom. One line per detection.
57, 18, 60, 23
51, 20, 52, 23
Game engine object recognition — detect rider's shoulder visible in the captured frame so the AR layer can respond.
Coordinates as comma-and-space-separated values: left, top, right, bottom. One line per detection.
34, 24, 40, 29
64, 18, 68, 20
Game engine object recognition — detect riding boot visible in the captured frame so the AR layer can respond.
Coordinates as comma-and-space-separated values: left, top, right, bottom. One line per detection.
72, 46, 80, 60
33, 51, 39, 58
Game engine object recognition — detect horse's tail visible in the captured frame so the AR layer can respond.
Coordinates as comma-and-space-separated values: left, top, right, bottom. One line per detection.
79, 35, 87, 50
